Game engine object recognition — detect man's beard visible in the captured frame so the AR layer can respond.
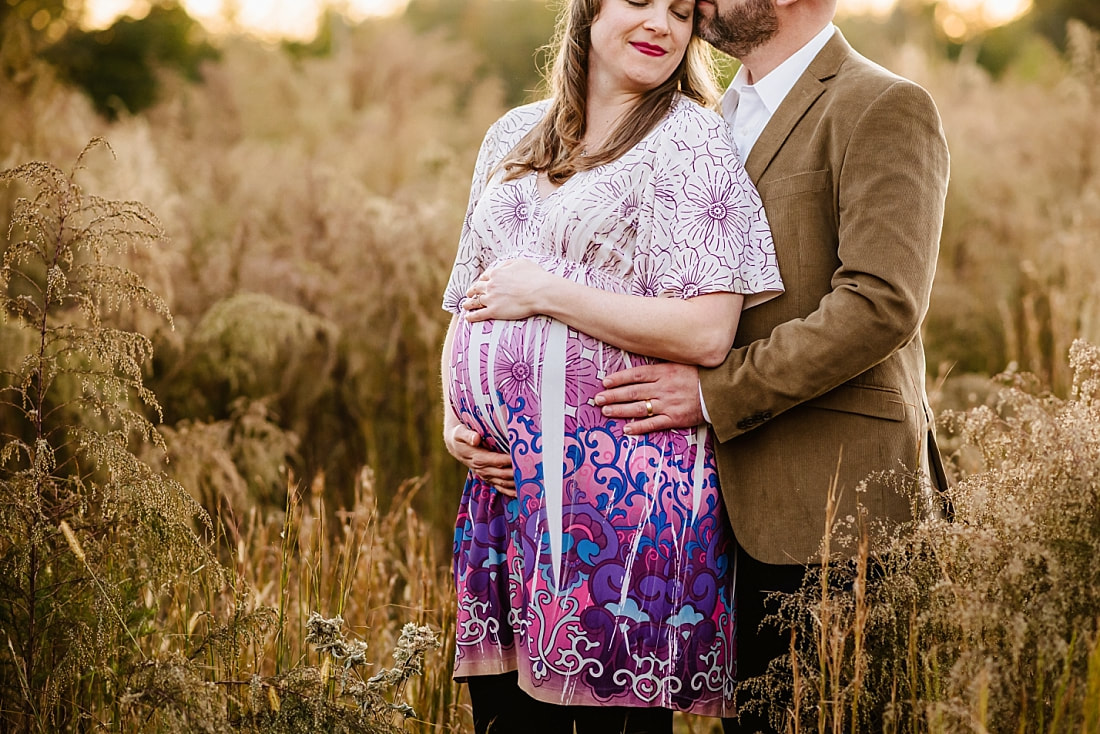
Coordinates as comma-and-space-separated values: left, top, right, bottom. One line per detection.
699, 0, 780, 59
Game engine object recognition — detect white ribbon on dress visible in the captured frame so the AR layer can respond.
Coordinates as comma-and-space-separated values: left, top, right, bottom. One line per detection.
541, 318, 568, 591
536, 317, 708, 594
691, 425, 707, 525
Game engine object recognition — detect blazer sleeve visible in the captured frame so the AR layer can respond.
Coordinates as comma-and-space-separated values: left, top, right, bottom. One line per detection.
700, 79, 950, 442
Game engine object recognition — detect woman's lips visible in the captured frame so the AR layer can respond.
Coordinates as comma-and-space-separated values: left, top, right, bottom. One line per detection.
631, 42, 667, 57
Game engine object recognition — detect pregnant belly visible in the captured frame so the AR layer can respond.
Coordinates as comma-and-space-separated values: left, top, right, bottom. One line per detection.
450, 315, 643, 450
447, 259, 643, 450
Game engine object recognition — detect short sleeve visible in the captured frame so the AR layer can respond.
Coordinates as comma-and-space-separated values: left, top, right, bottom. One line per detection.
634, 102, 783, 308
441, 121, 504, 314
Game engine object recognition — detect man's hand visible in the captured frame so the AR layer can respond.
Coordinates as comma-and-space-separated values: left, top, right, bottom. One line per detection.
595, 362, 705, 435
444, 423, 516, 495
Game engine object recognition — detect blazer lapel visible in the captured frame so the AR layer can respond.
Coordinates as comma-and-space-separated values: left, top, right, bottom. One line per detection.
744, 31, 853, 183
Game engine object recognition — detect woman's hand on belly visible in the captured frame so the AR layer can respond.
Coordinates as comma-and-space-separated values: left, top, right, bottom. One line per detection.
464, 259, 556, 322
444, 422, 516, 494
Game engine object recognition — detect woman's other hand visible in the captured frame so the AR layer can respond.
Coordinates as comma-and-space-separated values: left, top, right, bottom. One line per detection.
463, 259, 555, 322
444, 422, 517, 495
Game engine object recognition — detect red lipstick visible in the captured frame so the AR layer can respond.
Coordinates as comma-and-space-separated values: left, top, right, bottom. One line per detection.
631, 42, 667, 56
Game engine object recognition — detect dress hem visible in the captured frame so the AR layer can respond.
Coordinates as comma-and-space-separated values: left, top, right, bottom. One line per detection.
453, 657, 737, 718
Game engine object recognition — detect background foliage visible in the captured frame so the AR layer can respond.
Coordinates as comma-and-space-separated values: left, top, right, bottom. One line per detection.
0, 0, 1099, 731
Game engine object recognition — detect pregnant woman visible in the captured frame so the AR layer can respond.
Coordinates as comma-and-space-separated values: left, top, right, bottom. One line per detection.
440, 0, 782, 730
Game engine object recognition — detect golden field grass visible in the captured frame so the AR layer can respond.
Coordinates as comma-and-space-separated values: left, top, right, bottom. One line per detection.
1, 11, 1098, 733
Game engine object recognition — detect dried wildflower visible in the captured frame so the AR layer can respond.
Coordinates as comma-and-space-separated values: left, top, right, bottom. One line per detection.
305, 612, 370, 669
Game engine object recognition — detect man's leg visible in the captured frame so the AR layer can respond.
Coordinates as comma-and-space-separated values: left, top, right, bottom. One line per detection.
723, 544, 807, 734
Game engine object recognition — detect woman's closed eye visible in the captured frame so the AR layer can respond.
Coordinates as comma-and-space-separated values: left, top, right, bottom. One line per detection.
624, 0, 692, 20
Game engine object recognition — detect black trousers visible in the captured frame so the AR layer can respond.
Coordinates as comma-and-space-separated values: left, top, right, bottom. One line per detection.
722, 544, 807, 734
467, 671, 674, 734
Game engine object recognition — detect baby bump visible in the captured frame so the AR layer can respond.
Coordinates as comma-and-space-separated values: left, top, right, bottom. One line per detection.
448, 258, 642, 449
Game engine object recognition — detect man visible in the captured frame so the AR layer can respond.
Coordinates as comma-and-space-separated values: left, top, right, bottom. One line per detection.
593, 0, 951, 731
446, 0, 950, 729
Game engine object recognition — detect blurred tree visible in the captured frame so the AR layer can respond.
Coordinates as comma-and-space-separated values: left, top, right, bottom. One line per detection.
0, 0, 72, 92
403, 0, 556, 104
1029, 0, 1100, 48
834, 0, 1100, 79
41, 2, 219, 119
963, 19, 1055, 78
939, 0, 1100, 77
0, 0, 70, 48
835, 0, 941, 63
283, 6, 340, 59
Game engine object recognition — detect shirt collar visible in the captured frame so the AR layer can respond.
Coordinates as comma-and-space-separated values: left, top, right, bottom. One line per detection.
721, 23, 836, 119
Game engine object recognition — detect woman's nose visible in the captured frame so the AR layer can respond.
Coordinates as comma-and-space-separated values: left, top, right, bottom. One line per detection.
643, 7, 671, 34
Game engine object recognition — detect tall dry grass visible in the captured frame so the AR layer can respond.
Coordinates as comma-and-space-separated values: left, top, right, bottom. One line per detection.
3, 13, 510, 534
176, 469, 464, 732
918, 20, 1100, 395
0, 140, 464, 731
1, 8, 1099, 733
750, 339, 1100, 734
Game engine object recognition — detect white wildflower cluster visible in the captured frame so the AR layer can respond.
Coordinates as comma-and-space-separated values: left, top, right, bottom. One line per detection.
304, 612, 369, 670
366, 622, 441, 689
302, 612, 441, 723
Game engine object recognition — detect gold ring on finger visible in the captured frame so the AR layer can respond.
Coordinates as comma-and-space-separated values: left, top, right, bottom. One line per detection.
645, 399, 654, 417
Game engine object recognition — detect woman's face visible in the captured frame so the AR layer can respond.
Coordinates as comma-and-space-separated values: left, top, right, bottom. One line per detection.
587, 0, 695, 96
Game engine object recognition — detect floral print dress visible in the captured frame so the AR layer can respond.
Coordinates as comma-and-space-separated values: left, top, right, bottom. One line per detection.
442, 96, 782, 716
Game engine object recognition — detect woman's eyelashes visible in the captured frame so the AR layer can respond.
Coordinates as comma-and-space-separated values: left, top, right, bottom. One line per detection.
624, 0, 693, 21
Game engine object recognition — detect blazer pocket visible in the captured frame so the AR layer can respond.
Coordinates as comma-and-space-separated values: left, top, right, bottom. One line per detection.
805, 383, 906, 422
760, 169, 829, 201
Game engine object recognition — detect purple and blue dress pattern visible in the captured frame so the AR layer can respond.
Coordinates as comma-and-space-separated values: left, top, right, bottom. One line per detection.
442, 96, 782, 716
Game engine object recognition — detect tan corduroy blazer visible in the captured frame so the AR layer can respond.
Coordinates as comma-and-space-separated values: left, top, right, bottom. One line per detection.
700, 30, 951, 566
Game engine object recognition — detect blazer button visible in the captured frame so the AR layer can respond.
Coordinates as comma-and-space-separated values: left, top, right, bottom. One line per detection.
736, 411, 771, 430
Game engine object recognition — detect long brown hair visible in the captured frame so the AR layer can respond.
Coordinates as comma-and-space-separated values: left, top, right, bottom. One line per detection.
500, 0, 720, 185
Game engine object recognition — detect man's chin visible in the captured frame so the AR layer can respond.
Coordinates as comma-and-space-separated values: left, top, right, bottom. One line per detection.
695, 18, 719, 47
696, 28, 723, 50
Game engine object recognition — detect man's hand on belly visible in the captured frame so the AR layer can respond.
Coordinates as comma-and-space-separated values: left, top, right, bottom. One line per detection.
595, 362, 705, 435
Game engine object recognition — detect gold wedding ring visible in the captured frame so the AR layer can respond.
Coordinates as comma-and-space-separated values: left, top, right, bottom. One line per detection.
474, 293, 483, 308
645, 399, 654, 417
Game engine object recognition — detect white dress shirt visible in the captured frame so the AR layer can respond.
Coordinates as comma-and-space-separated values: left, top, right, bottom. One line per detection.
699, 23, 836, 422
721, 23, 837, 163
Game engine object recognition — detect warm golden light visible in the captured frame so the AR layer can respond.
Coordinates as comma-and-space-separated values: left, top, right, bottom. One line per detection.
84, 0, 143, 29
84, 0, 1034, 39
838, 0, 897, 16
84, 0, 408, 39
839, 0, 1033, 32
942, 0, 1032, 26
